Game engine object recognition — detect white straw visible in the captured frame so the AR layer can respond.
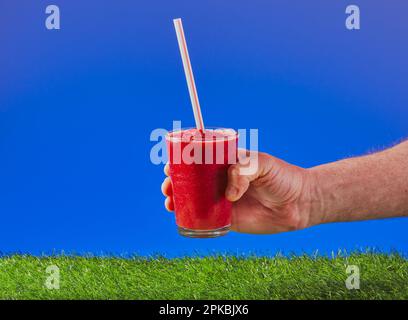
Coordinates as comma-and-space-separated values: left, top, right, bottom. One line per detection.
173, 18, 205, 132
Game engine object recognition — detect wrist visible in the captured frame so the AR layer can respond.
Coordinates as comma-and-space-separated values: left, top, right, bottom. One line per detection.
301, 168, 327, 227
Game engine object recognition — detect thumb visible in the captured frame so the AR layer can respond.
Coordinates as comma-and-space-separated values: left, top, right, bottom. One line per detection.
225, 163, 260, 202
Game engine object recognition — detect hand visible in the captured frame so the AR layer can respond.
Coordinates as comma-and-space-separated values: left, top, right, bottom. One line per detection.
161, 151, 318, 234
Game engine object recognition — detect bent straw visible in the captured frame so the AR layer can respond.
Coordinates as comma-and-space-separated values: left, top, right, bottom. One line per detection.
173, 18, 205, 132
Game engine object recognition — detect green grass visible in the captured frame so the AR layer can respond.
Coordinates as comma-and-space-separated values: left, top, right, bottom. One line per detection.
0, 253, 407, 299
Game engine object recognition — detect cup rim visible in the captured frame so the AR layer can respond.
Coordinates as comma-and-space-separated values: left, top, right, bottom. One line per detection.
165, 127, 238, 142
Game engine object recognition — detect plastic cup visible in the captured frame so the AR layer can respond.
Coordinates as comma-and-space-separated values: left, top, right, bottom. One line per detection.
166, 128, 238, 238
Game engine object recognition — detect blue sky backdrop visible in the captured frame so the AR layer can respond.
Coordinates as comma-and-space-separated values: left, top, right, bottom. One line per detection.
0, 0, 407, 256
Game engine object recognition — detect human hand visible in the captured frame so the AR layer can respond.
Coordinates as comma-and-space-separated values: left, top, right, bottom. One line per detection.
161, 151, 318, 234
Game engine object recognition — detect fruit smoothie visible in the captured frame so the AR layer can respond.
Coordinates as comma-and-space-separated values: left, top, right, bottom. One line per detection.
166, 128, 238, 238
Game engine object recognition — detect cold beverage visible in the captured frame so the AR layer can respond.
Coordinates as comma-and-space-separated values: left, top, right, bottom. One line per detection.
166, 128, 238, 238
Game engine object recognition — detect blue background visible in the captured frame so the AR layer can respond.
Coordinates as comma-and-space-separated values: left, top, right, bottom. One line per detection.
1, 0, 407, 256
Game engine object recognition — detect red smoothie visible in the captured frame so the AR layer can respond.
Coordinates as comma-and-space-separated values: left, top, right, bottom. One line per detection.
166, 128, 238, 237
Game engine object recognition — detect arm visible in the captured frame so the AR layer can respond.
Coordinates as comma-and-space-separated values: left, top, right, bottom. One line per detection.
309, 140, 408, 225
162, 141, 408, 234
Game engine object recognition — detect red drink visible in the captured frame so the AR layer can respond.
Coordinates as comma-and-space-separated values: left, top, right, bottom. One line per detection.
166, 128, 238, 238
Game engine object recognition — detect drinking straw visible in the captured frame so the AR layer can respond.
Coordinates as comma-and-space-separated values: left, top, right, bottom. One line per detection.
173, 18, 205, 132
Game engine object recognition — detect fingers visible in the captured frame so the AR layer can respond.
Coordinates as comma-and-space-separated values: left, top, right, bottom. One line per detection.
225, 150, 279, 202
163, 164, 174, 212
164, 163, 170, 176
165, 196, 174, 212
162, 178, 174, 212
161, 177, 173, 197
225, 162, 261, 202
226, 165, 249, 201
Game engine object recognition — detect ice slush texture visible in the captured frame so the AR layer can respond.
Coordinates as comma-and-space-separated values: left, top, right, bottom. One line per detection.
166, 128, 238, 230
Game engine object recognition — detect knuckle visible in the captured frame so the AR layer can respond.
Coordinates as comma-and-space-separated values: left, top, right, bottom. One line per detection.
287, 212, 302, 231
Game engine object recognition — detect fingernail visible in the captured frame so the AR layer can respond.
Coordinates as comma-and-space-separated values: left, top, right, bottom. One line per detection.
226, 186, 239, 200
231, 167, 240, 176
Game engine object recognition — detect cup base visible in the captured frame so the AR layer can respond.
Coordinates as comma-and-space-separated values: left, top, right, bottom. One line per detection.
178, 225, 230, 238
